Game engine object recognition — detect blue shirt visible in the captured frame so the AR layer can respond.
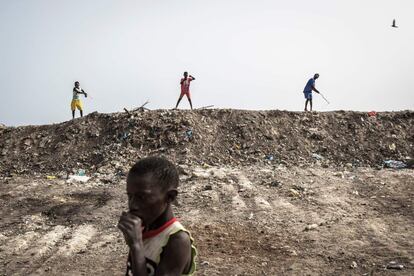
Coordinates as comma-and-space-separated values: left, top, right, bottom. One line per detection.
303, 78, 315, 93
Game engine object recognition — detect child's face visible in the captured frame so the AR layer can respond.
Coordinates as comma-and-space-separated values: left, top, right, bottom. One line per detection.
126, 173, 169, 227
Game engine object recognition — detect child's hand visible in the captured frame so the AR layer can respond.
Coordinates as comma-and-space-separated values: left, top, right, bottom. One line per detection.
117, 211, 144, 248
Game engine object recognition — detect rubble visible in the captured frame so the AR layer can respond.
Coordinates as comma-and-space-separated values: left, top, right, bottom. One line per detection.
0, 110, 413, 175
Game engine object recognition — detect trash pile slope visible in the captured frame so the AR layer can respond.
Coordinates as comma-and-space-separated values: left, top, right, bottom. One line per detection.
0, 109, 413, 175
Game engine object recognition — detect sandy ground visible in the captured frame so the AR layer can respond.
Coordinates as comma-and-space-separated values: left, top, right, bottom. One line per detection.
0, 165, 413, 275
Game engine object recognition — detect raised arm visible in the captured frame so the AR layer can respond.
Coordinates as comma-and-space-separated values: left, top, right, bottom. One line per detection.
189, 75, 195, 81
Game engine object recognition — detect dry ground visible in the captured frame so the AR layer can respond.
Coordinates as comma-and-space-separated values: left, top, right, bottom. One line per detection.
1, 165, 413, 275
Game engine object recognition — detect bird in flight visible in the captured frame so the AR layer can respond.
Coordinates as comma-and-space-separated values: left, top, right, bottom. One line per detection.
391, 19, 398, 28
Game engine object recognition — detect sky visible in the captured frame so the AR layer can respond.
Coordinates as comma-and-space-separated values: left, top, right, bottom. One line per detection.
0, 0, 413, 126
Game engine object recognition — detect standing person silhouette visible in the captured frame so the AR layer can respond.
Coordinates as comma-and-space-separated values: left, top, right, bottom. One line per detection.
303, 73, 320, 112
71, 81, 87, 119
175, 72, 195, 110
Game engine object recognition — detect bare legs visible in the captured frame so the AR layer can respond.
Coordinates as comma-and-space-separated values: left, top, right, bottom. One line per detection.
304, 99, 313, 112
72, 109, 83, 119
175, 96, 193, 110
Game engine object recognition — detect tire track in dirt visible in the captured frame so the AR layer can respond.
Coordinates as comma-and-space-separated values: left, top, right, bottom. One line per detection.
10, 225, 69, 275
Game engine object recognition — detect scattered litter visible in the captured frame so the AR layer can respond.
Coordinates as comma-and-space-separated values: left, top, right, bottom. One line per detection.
248, 213, 254, 220
1, 110, 413, 175
388, 143, 396, 151
304, 224, 318, 231
333, 172, 344, 178
383, 160, 407, 169
120, 132, 130, 141
311, 153, 324, 160
46, 175, 56, 180
185, 129, 193, 140
350, 261, 358, 269
67, 175, 90, 183
289, 189, 300, 197
77, 169, 86, 176
368, 111, 377, 117
386, 261, 404, 270
270, 180, 282, 187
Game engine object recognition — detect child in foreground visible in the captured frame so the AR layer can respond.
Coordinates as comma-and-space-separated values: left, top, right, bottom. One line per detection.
118, 156, 197, 276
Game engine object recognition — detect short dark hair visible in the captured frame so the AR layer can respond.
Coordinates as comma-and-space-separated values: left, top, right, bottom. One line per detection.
128, 156, 179, 190
74, 81, 79, 85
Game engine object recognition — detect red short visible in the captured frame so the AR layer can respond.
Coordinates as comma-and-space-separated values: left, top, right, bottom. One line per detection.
180, 91, 191, 98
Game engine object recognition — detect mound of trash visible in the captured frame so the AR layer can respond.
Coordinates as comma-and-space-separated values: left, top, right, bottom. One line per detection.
0, 109, 413, 176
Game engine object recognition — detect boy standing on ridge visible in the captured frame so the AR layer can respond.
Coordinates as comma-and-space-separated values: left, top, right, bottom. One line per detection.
175, 72, 195, 110
303, 73, 320, 112
71, 81, 87, 119
118, 156, 197, 276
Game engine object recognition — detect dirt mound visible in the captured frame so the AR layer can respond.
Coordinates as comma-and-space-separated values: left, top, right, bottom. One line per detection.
1, 109, 413, 275
0, 109, 413, 175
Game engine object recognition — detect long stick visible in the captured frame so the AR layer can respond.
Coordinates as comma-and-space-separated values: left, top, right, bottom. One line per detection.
197, 105, 214, 110
319, 93, 330, 104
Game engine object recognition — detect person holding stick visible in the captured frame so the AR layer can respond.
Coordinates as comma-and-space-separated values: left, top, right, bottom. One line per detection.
175, 72, 195, 110
71, 81, 87, 119
303, 73, 320, 112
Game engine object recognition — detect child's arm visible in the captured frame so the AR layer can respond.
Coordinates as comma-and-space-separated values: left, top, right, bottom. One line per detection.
155, 231, 192, 276
118, 212, 148, 275
74, 88, 87, 97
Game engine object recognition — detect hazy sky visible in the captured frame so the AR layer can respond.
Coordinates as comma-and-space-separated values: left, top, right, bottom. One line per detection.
1, 0, 413, 126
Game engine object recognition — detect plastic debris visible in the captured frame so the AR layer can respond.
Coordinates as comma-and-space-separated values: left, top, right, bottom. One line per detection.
312, 153, 324, 160
185, 129, 193, 140
46, 175, 56, 180
120, 132, 130, 141
77, 169, 86, 176
383, 160, 407, 169
386, 261, 404, 270
368, 111, 377, 117
67, 175, 90, 183
289, 189, 300, 197
304, 224, 318, 231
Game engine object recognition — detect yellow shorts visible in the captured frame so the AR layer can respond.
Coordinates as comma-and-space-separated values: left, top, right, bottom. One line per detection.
71, 99, 83, 111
